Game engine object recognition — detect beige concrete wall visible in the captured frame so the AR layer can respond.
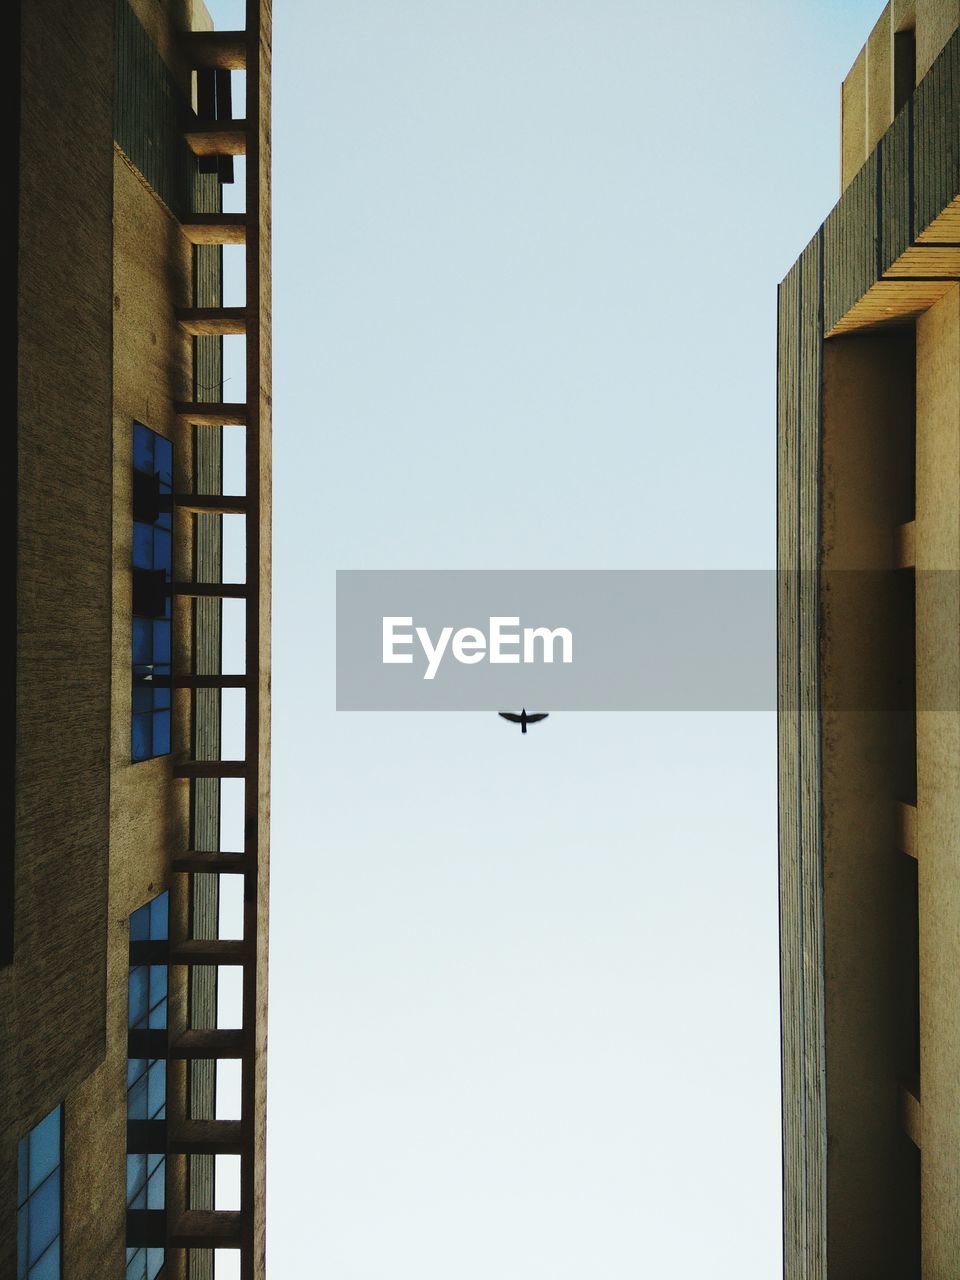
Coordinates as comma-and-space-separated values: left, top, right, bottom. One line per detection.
842, 0, 960, 190
841, 45, 868, 192
868, 6, 894, 154
916, 0, 960, 76
60, 148, 197, 1280
8, 0, 235, 1274
915, 284, 960, 1278
0, 1, 114, 1272
841, 2, 902, 190
820, 331, 916, 1278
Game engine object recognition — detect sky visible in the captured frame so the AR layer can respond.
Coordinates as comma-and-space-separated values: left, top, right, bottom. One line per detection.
207, 1, 885, 1275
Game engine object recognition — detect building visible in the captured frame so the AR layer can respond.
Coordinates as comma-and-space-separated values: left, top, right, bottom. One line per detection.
3, 2, 271, 1277
778, 2, 960, 1276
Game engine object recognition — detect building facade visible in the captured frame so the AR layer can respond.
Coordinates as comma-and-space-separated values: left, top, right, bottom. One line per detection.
779, 2, 960, 1276
3, 2, 271, 1277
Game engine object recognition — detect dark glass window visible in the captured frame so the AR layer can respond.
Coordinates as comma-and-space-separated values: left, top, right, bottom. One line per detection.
127, 964, 168, 1030
125, 1241, 165, 1280
126, 893, 168, 1280
128, 891, 169, 1031
131, 423, 173, 762
129, 892, 169, 943
126, 1058, 166, 1122
17, 1105, 62, 1280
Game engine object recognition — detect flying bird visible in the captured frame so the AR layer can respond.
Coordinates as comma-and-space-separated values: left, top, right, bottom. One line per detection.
498, 708, 549, 734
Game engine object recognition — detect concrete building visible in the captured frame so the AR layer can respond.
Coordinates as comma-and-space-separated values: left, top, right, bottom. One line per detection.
3, 2, 271, 1277
778, 2, 960, 1277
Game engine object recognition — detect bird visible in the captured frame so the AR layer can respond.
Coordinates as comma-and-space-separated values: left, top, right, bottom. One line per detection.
498, 708, 549, 734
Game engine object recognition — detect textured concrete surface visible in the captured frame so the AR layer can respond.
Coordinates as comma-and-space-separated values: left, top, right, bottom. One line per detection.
1, 2, 115, 1274
60, 135, 196, 1280
916, 285, 960, 1278
842, 1, 960, 190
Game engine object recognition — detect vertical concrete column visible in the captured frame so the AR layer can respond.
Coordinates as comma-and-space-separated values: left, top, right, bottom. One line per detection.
915, 284, 960, 1277
841, 47, 867, 192
867, 6, 893, 155
820, 332, 915, 1280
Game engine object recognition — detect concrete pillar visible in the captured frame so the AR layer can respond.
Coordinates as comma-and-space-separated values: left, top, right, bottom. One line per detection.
841, 46, 868, 192
867, 7, 894, 154
820, 331, 916, 1279
915, 284, 960, 1278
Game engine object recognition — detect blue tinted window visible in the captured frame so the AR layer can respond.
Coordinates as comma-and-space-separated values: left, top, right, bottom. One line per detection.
27, 1111, 59, 1197
133, 424, 154, 472
28, 1241, 59, 1280
126, 1245, 165, 1280
130, 892, 168, 943
129, 903, 149, 942
127, 1072, 148, 1123
27, 1171, 58, 1264
149, 893, 168, 939
131, 422, 174, 762
132, 523, 154, 570
17, 1105, 62, 1280
126, 1058, 166, 1122
126, 1154, 145, 1206
147, 966, 168, 1029
152, 621, 171, 664
154, 435, 173, 486
127, 965, 167, 1031
125, 895, 167, 1275
132, 618, 152, 664
152, 711, 171, 758
131, 714, 152, 761
125, 1152, 166, 1213
128, 967, 148, 1029
154, 528, 172, 572
146, 1158, 165, 1211
132, 682, 154, 715
128, 894, 169, 1031
147, 1060, 166, 1120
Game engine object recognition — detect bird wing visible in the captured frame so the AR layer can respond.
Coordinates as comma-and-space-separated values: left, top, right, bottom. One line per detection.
498, 712, 523, 723
524, 713, 549, 723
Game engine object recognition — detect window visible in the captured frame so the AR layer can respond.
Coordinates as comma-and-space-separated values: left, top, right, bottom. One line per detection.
127, 1057, 166, 1123
128, 891, 169, 1031
125, 1236, 165, 1280
130, 891, 169, 944
17, 1105, 62, 1280
126, 892, 168, 1280
132, 423, 173, 762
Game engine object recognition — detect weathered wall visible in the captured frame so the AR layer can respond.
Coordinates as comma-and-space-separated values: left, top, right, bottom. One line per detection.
916, 0, 960, 76
777, 241, 827, 1280
841, 0, 960, 192
60, 146, 196, 1280
915, 284, 960, 1278
0, 1, 115, 1273
867, 5, 893, 155
782, 14, 960, 1278
842, 45, 869, 193
8, 0, 251, 1275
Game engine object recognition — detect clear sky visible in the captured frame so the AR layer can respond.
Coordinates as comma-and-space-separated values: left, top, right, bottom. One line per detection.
208, 1, 884, 1275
